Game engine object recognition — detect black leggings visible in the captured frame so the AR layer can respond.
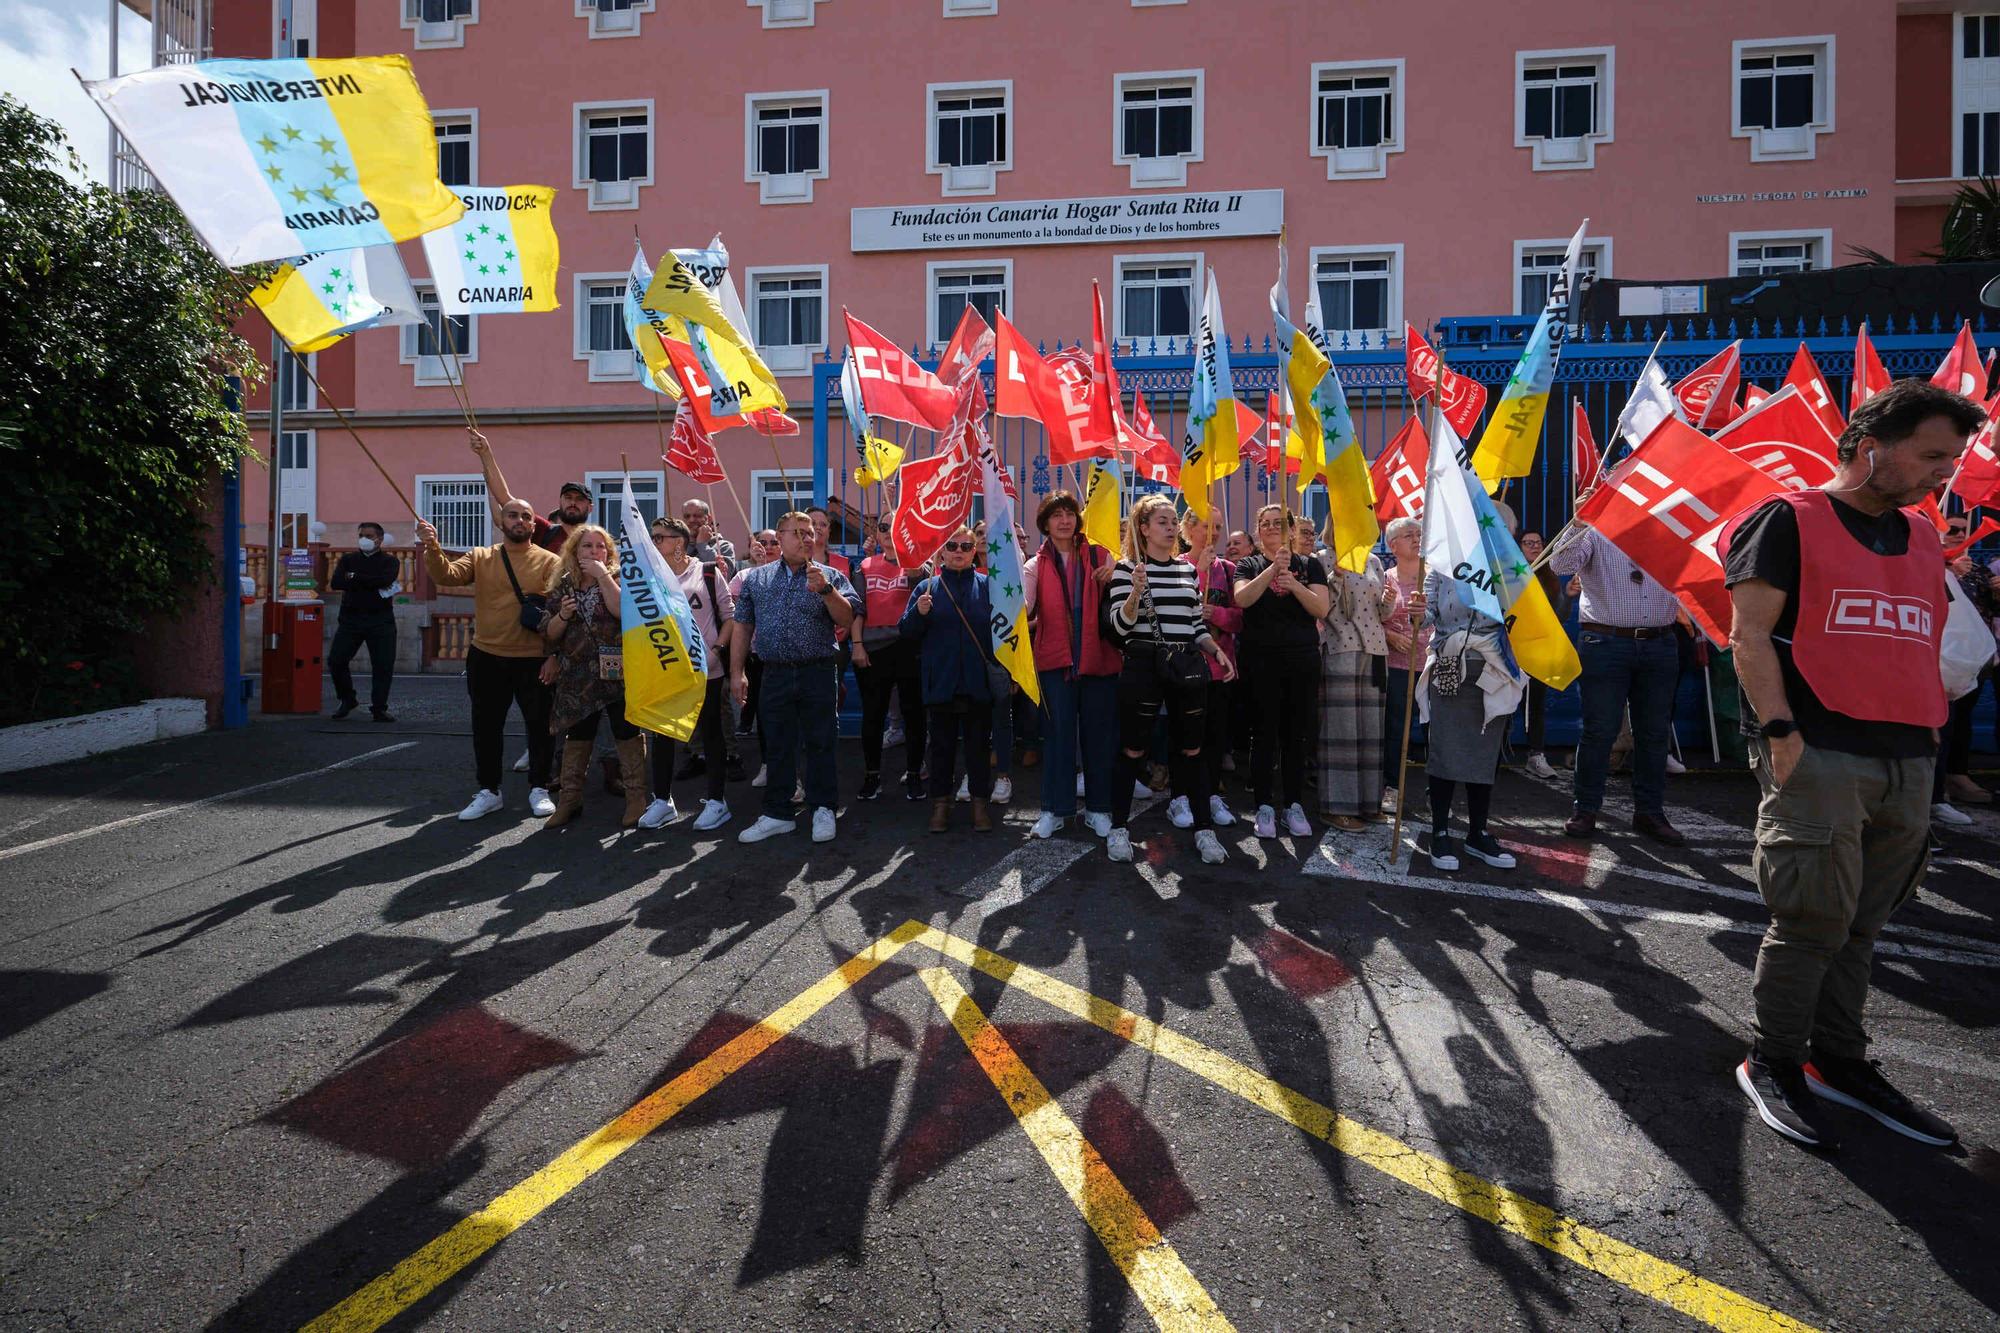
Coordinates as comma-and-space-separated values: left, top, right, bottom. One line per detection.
565, 706, 639, 744
1428, 776, 1492, 840
858, 637, 926, 778
928, 699, 993, 799
1201, 678, 1231, 792
1248, 647, 1317, 808
1111, 650, 1209, 830
652, 675, 729, 802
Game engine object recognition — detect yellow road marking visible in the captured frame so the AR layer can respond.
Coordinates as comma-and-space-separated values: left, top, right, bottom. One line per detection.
301, 920, 932, 1333
915, 967, 1234, 1332
908, 924, 1819, 1333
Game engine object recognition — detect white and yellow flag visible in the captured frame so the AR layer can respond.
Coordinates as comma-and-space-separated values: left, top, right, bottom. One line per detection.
618, 475, 707, 741
419, 185, 560, 315
250, 242, 423, 352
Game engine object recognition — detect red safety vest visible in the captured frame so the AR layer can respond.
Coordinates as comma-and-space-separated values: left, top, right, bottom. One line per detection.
1727, 489, 1947, 728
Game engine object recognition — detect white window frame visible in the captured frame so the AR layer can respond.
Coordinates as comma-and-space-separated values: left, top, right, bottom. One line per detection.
276, 348, 317, 413
1731, 36, 1834, 163
1112, 69, 1205, 189
1111, 252, 1204, 347
1511, 236, 1612, 316
747, 0, 826, 29
275, 428, 317, 550
573, 99, 655, 211
273, 0, 317, 56
432, 109, 477, 188
401, 0, 475, 50
926, 80, 1014, 197
415, 474, 492, 550
1515, 46, 1615, 172
1309, 59, 1405, 181
749, 470, 815, 531
1957, 13, 2000, 180
572, 271, 640, 382
743, 90, 830, 205
925, 260, 1013, 350
1308, 244, 1403, 342
944, 0, 997, 13
575, 0, 654, 38
1729, 229, 1831, 277
402, 284, 476, 387
584, 470, 666, 530
743, 265, 829, 376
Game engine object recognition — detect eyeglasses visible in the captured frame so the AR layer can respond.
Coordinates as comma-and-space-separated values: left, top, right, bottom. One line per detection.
758, 537, 781, 547
943, 541, 976, 552
876, 522, 892, 532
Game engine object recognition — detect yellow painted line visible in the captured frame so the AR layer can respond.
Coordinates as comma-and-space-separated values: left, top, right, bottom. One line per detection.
915, 967, 1234, 1332
301, 920, 933, 1333
908, 924, 1818, 1333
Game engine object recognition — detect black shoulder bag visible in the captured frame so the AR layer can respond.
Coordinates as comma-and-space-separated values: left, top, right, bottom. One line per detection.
1139, 575, 1211, 693
499, 546, 550, 633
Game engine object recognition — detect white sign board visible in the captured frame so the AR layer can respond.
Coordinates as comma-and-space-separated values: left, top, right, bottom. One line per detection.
851, 189, 1284, 253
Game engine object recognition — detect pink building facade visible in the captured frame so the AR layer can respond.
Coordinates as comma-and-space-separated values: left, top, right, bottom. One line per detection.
214, 0, 1941, 559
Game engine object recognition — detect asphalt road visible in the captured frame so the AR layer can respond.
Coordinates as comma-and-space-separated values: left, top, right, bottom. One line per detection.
1, 676, 1995, 1332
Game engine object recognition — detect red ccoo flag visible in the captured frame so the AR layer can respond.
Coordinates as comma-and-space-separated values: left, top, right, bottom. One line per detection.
1571, 401, 1600, 501
1369, 415, 1428, 526
1673, 341, 1742, 430
1949, 390, 2000, 508
1711, 384, 1841, 493
1128, 389, 1180, 486
1932, 320, 1984, 399
1782, 343, 1844, 438
843, 310, 957, 431
1404, 322, 1488, 437
1851, 322, 1891, 416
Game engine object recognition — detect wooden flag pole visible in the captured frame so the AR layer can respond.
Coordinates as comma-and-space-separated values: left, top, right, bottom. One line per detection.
1387, 396, 1443, 867
290, 343, 419, 519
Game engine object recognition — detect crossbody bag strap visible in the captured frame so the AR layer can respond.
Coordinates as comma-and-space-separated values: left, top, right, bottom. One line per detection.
497, 545, 527, 606
935, 574, 999, 668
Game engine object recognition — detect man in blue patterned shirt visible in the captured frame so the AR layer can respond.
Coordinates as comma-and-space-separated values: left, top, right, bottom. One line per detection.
730, 510, 861, 845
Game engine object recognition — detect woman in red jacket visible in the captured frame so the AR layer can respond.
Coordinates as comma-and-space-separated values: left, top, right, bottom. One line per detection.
1022, 492, 1121, 840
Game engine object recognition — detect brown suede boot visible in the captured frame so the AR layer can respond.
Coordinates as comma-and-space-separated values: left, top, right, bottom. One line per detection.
600, 755, 624, 797
928, 799, 950, 833
545, 741, 592, 828
970, 798, 993, 831
616, 736, 650, 828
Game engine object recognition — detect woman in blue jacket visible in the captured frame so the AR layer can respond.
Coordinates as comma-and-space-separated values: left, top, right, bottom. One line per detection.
900, 525, 995, 833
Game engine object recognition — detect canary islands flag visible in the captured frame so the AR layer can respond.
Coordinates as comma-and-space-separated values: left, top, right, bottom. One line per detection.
82, 55, 463, 267
250, 242, 423, 353
623, 241, 679, 398
1300, 288, 1377, 573
1472, 219, 1589, 491
644, 245, 786, 418
419, 186, 560, 314
618, 476, 707, 741
978, 436, 1039, 705
1179, 271, 1238, 521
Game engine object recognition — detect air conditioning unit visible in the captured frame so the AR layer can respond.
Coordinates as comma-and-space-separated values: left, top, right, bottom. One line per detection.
590, 350, 632, 379
1539, 136, 1587, 165
1755, 125, 1812, 158
945, 163, 995, 194
760, 171, 810, 203
592, 8, 638, 33
590, 178, 639, 208
1332, 143, 1385, 176
769, 0, 811, 20
1132, 155, 1186, 187
415, 19, 457, 42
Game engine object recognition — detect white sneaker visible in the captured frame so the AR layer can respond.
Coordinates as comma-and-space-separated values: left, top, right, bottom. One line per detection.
1933, 802, 1974, 827
1167, 795, 1194, 828
636, 797, 677, 830
993, 775, 1013, 804
751, 765, 768, 788
1665, 753, 1687, 775
1284, 803, 1311, 838
1134, 779, 1153, 799
512, 750, 529, 772
1076, 773, 1086, 797
693, 799, 732, 832
458, 788, 504, 821
1195, 829, 1227, 864
1030, 811, 1062, 839
1382, 787, 1399, 814
1106, 828, 1133, 862
956, 775, 970, 802
883, 722, 905, 748
1525, 753, 1557, 780
812, 807, 836, 843
1208, 795, 1235, 827
528, 787, 556, 818
1253, 805, 1277, 839
1084, 811, 1113, 838
737, 814, 796, 843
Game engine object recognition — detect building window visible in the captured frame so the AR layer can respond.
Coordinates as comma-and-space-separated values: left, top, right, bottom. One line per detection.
1114, 71, 1203, 188
1115, 256, 1198, 344
1311, 246, 1402, 339
433, 113, 474, 187
574, 274, 638, 381
276, 349, 315, 413
927, 262, 1010, 348
574, 101, 653, 210
272, 0, 315, 56
403, 286, 475, 385
1311, 61, 1404, 180
1733, 37, 1833, 162
1960, 15, 2000, 177
585, 470, 664, 529
417, 475, 491, 550
745, 266, 828, 376
402, 0, 474, 49
1514, 238, 1608, 316
927, 81, 1013, 196
747, 0, 825, 28
576, 0, 653, 38
1731, 231, 1829, 277
744, 92, 828, 204
1516, 48, 1614, 171
751, 471, 814, 530
275, 430, 315, 548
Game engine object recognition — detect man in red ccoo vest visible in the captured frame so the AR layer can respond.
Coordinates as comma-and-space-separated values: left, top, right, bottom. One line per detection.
1723, 379, 1985, 1153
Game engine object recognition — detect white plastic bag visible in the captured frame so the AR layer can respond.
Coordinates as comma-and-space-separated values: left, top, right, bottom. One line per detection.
1940, 575, 1994, 700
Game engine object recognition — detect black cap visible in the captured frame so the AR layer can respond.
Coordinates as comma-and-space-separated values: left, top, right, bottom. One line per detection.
559, 481, 591, 499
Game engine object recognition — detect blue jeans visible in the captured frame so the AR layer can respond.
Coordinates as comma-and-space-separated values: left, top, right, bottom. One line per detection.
1573, 632, 1679, 817
1038, 670, 1118, 817
760, 658, 839, 818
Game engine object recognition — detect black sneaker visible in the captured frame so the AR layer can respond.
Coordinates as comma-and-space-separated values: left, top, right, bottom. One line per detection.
904, 772, 927, 801
1460, 831, 1516, 869
724, 753, 747, 782
1426, 833, 1460, 872
1737, 1049, 1841, 1151
857, 773, 882, 801
371, 709, 396, 724
331, 700, 357, 720
1805, 1055, 1958, 1146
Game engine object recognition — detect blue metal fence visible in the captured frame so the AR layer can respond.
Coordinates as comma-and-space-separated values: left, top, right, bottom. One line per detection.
810, 310, 1993, 751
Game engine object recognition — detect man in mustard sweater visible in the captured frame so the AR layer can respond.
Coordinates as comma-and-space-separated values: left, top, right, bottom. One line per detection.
419, 498, 561, 820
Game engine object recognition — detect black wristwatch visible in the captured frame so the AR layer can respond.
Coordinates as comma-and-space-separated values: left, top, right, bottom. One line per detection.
1759, 718, 1799, 739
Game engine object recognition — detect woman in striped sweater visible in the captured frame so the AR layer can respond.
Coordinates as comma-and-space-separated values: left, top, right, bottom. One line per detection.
1104, 494, 1237, 865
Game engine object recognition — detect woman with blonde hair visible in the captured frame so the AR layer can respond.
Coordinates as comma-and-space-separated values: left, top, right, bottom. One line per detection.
1104, 495, 1236, 864
1233, 502, 1330, 840
542, 524, 648, 829
1317, 519, 1395, 829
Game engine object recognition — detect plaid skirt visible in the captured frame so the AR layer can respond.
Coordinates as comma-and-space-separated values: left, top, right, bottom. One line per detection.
1318, 648, 1386, 816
